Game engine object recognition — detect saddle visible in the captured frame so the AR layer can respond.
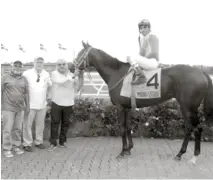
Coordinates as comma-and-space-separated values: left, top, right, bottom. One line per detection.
121, 66, 162, 109
128, 65, 147, 85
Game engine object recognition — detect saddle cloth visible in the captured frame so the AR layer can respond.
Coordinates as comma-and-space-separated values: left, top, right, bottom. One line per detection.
120, 68, 161, 99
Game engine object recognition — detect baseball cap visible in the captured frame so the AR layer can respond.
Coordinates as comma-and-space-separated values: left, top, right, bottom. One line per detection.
13, 60, 23, 66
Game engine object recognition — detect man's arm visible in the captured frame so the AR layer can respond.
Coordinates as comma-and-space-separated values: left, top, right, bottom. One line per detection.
51, 71, 70, 84
146, 35, 159, 61
73, 70, 84, 92
46, 73, 52, 104
23, 76, 30, 112
1, 75, 5, 103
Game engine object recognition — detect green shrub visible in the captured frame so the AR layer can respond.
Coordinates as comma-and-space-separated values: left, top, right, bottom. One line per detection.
44, 97, 213, 142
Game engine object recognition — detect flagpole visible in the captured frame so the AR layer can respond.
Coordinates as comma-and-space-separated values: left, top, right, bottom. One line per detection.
0, 44, 8, 63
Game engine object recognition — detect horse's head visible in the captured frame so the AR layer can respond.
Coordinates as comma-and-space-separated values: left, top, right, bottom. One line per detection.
73, 41, 93, 71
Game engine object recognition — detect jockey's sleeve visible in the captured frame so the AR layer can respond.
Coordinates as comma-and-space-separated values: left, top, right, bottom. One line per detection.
138, 36, 141, 50
146, 35, 159, 60
149, 35, 159, 54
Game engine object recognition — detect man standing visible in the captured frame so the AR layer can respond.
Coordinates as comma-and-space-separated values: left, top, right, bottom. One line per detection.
48, 58, 80, 151
1, 60, 29, 157
22, 56, 52, 152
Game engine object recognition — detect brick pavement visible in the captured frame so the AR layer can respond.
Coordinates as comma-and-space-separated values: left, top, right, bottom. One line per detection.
1, 137, 213, 179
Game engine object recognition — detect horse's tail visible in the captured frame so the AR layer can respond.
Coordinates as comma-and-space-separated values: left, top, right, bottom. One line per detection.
203, 71, 213, 122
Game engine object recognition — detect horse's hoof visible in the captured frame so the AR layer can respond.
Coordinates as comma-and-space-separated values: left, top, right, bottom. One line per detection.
188, 159, 196, 165
173, 156, 181, 161
116, 154, 124, 160
188, 156, 197, 165
123, 151, 131, 156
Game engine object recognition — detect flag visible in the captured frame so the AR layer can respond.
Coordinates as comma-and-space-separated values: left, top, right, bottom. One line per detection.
1, 44, 8, 51
58, 43, 67, 50
40, 44, 47, 51
19, 44, 26, 52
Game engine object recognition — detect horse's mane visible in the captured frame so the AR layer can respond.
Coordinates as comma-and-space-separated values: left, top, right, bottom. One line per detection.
97, 48, 128, 70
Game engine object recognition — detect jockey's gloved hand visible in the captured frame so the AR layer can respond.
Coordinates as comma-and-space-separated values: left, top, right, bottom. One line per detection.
126, 56, 138, 67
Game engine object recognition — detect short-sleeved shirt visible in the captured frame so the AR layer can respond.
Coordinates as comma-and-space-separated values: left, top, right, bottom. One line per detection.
1, 72, 29, 112
51, 70, 75, 106
23, 68, 52, 109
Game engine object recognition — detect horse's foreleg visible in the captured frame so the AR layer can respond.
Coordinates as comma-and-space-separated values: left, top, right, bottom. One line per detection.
126, 109, 134, 154
127, 130, 133, 154
117, 130, 128, 159
116, 106, 128, 159
121, 131, 128, 153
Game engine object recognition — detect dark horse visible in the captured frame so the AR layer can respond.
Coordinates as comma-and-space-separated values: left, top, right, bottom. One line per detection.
74, 41, 213, 164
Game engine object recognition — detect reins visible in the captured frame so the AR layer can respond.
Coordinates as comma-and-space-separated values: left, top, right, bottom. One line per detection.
74, 46, 130, 93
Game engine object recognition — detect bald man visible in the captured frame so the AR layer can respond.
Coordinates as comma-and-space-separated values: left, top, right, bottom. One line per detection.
48, 58, 80, 151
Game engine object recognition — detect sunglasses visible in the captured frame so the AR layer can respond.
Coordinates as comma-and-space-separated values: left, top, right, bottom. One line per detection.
36, 74, 40, 82
58, 63, 67, 66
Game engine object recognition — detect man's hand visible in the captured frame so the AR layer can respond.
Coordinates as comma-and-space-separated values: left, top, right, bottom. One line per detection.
73, 69, 80, 77
47, 98, 52, 106
25, 106, 30, 115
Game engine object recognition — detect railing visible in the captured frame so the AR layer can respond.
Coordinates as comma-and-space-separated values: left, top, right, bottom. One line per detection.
76, 72, 109, 98
1, 64, 213, 98
1, 64, 109, 98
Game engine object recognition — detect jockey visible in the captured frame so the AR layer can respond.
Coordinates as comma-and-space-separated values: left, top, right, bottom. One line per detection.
127, 19, 159, 84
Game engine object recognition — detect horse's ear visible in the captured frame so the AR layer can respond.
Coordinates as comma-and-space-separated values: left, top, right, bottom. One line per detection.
82, 41, 87, 49
86, 41, 91, 47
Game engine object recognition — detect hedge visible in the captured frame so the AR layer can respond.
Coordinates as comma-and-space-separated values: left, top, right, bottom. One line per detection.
43, 97, 213, 142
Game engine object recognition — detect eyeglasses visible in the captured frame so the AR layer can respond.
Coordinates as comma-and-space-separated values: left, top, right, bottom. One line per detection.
36, 74, 40, 82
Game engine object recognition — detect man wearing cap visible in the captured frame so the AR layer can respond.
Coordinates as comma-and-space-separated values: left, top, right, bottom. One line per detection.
1, 60, 29, 157
22, 57, 52, 152
47, 58, 80, 151
127, 19, 159, 84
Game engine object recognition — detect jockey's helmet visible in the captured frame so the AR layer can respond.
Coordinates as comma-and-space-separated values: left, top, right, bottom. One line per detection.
138, 19, 151, 29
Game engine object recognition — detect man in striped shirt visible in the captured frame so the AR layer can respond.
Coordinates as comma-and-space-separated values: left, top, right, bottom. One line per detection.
1, 60, 29, 157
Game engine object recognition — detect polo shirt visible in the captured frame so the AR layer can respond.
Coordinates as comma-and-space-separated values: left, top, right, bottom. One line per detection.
23, 68, 52, 109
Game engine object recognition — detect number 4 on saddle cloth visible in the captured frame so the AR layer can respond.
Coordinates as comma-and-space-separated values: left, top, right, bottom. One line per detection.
120, 67, 161, 99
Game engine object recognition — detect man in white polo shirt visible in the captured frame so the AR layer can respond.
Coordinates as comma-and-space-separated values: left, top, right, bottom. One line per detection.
22, 56, 52, 152
48, 58, 80, 151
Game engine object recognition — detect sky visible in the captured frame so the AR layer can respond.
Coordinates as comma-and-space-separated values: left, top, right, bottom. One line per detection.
0, 0, 213, 65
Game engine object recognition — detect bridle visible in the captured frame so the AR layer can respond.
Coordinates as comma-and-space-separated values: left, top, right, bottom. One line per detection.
73, 46, 92, 71
74, 46, 129, 93
73, 46, 103, 95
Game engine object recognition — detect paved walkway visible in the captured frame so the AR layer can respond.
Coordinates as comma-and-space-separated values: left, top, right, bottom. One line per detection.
1, 137, 213, 179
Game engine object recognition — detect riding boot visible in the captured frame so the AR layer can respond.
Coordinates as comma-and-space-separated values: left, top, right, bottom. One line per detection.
131, 66, 147, 85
